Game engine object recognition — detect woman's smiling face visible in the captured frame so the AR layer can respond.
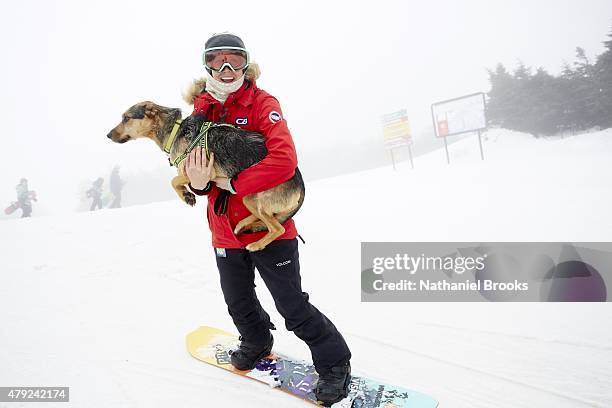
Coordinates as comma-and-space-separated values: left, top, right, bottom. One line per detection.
205, 50, 248, 83
211, 66, 243, 83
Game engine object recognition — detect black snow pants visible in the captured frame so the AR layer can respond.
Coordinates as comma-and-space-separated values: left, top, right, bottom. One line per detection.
215, 238, 351, 373
19, 200, 32, 218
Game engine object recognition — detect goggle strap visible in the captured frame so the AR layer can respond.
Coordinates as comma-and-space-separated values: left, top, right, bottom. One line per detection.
204, 46, 248, 53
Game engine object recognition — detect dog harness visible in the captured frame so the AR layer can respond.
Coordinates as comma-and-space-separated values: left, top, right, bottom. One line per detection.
170, 121, 237, 167
163, 120, 183, 155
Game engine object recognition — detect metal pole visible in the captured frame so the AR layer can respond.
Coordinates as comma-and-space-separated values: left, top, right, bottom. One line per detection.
477, 129, 485, 160
444, 135, 450, 164
408, 145, 414, 169
390, 149, 396, 170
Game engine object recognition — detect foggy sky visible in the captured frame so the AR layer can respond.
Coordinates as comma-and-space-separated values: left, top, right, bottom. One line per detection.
1, 0, 611, 214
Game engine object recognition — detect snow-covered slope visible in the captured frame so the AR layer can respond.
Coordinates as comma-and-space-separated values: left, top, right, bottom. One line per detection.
1, 129, 611, 408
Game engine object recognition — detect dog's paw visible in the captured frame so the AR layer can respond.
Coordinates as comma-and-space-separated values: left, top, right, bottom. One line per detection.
246, 241, 266, 252
183, 191, 196, 206
234, 224, 249, 235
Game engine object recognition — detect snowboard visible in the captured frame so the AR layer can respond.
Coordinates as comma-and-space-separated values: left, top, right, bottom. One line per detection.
5, 192, 36, 215
186, 326, 439, 408
4, 202, 19, 215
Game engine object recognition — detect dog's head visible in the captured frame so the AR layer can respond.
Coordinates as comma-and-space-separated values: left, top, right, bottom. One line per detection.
107, 101, 180, 146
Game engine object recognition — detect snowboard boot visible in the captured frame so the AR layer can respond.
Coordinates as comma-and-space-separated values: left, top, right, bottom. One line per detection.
315, 361, 351, 407
229, 332, 274, 371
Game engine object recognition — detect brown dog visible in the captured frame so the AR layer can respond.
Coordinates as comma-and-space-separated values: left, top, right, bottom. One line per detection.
106, 101, 304, 251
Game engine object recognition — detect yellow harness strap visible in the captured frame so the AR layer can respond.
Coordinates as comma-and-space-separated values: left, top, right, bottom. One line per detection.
163, 120, 183, 154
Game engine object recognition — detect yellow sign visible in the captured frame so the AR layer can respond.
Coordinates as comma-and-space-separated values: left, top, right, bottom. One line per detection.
381, 110, 412, 148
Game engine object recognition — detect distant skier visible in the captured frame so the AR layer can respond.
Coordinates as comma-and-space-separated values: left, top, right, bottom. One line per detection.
109, 165, 125, 208
86, 177, 104, 211
10, 178, 37, 218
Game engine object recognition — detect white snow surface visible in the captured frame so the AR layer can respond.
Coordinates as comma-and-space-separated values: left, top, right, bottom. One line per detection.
1, 128, 612, 408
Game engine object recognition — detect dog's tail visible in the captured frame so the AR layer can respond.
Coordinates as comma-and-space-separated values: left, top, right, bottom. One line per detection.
240, 167, 305, 233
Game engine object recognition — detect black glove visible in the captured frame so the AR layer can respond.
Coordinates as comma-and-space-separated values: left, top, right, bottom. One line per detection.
214, 190, 230, 216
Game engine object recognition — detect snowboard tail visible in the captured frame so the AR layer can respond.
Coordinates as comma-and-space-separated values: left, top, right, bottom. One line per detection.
186, 326, 438, 407
4, 202, 18, 215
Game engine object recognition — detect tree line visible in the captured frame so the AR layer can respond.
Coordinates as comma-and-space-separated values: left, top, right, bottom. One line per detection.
486, 24, 612, 136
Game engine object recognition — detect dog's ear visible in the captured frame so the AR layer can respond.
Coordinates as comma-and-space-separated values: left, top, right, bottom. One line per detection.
144, 104, 158, 118
129, 105, 146, 119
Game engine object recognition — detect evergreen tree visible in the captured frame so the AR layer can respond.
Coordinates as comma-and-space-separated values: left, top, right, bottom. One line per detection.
486, 64, 516, 129
594, 23, 612, 128
558, 49, 599, 132
572, 47, 600, 128
487, 23, 612, 135
511, 61, 537, 134
558, 61, 578, 132
530, 67, 562, 135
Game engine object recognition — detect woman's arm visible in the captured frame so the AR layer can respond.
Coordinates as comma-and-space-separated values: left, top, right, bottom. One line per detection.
230, 95, 298, 196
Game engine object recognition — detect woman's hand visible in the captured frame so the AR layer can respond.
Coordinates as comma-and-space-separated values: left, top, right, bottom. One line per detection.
186, 148, 214, 190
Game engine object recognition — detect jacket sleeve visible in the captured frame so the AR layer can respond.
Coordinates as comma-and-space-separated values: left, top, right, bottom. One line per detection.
188, 181, 214, 196
231, 96, 298, 196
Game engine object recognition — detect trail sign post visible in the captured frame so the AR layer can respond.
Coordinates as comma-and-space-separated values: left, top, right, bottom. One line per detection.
431, 92, 487, 164
381, 109, 413, 170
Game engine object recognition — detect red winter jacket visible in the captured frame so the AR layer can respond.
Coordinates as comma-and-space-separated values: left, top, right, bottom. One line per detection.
191, 79, 299, 248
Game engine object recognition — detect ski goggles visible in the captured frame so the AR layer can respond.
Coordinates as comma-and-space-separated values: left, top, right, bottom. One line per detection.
203, 47, 250, 72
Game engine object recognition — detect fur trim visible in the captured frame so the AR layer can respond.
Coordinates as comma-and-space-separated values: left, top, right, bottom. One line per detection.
182, 78, 207, 105
182, 62, 261, 105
